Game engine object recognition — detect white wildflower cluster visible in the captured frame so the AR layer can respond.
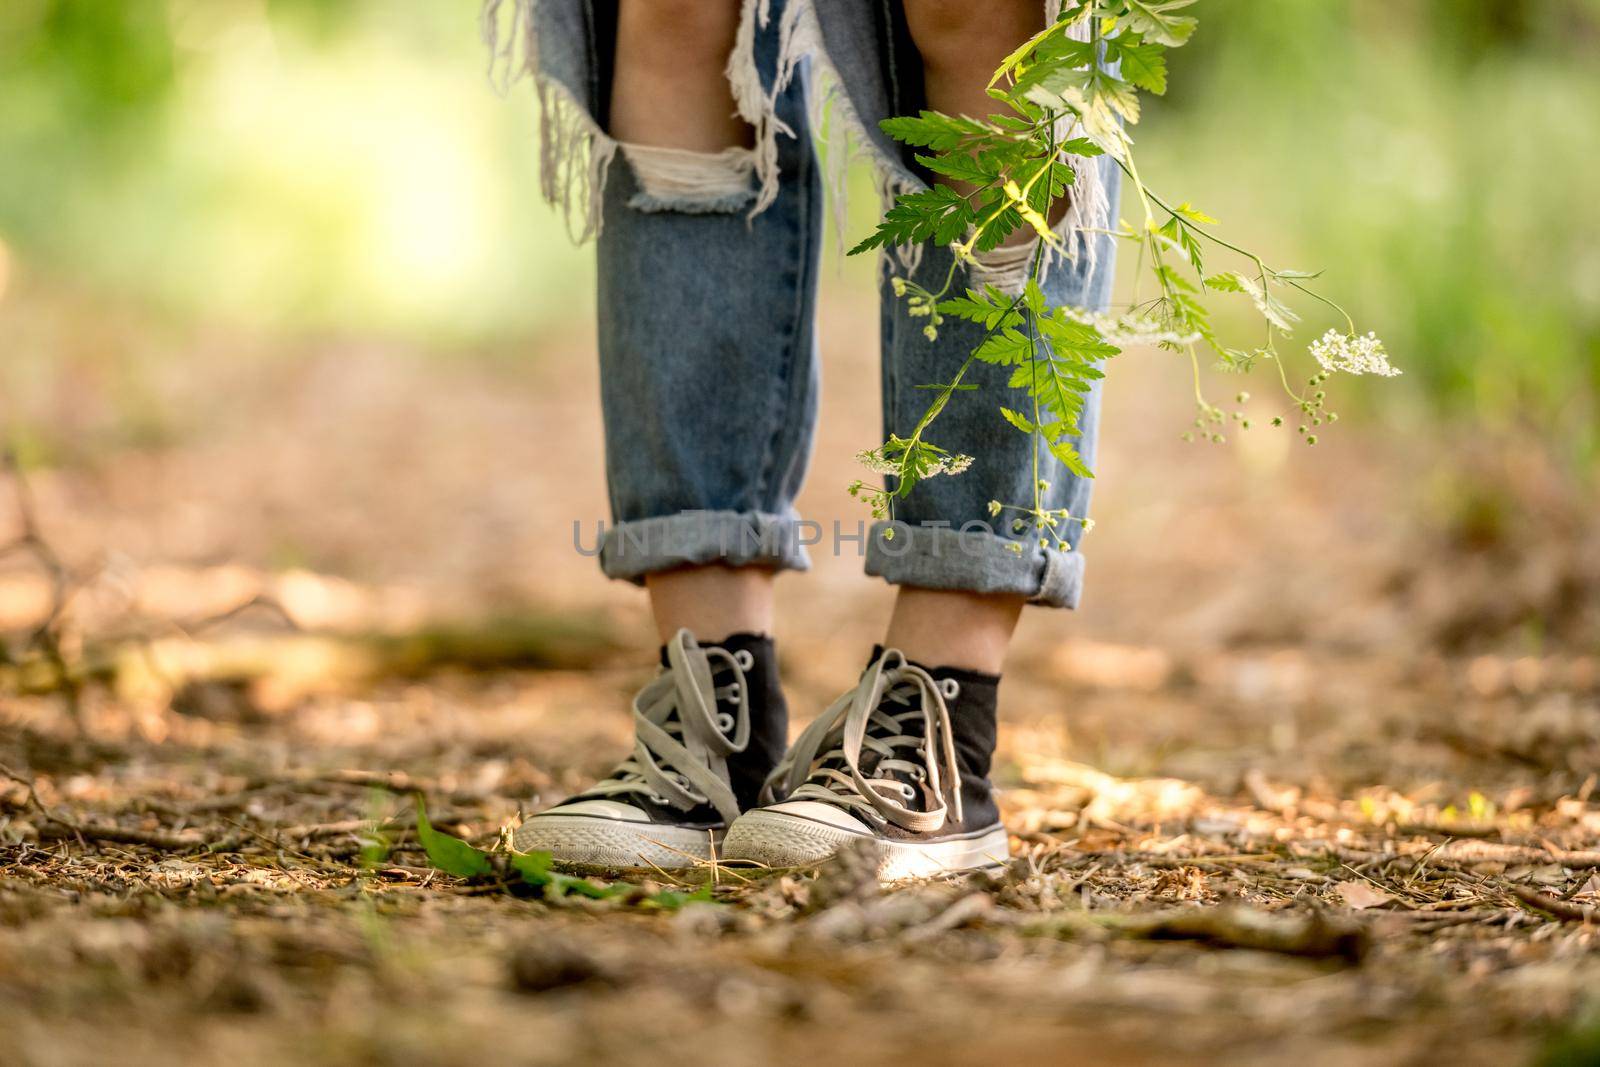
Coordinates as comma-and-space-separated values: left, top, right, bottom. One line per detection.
1309, 330, 1400, 377
1063, 308, 1200, 348
854, 448, 899, 475
854, 447, 973, 478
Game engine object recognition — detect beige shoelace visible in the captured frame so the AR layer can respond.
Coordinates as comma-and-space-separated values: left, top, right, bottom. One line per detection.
581, 629, 752, 824
763, 650, 963, 834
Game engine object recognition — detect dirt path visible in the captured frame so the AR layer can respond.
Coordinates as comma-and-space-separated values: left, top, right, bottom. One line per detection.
2, 288, 1598, 1065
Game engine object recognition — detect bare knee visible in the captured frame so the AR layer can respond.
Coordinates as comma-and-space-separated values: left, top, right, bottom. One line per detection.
611, 0, 751, 150
903, 0, 991, 40
903, 0, 1042, 75
617, 0, 745, 70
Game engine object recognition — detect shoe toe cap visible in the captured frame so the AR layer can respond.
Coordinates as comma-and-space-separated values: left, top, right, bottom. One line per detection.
721, 805, 868, 868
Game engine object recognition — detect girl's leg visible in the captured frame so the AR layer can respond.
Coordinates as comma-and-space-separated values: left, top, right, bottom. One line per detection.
595, 3, 821, 606
879, 0, 1045, 674
868, 0, 1120, 630
610, 0, 750, 151
722, 0, 1121, 878
646, 564, 773, 646
884, 587, 1024, 674
609, 0, 778, 645
902, 0, 1046, 254
508, 0, 820, 867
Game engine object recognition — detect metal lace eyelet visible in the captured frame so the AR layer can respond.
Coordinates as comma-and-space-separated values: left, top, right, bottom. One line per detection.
725, 682, 742, 702
899, 782, 917, 800
716, 712, 735, 733
734, 650, 755, 670
909, 766, 927, 783
940, 678, 961, 700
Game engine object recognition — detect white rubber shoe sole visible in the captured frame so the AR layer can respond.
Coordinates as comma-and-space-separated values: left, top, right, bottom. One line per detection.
721, 807, 1010, 880
512, 815, 722, 869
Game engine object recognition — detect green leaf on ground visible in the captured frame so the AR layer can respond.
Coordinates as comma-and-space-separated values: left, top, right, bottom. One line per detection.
414, 796, 493, 878
637, 883, 717, 911
509, 849, 615, 899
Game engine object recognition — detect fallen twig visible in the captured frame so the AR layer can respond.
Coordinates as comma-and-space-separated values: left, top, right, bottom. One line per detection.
1434, 841, 1600, 869
1111, 905, 1369, 963
37, 821, 240, 851
1028, 904, 1369, 964
1509, 885, 1596, 924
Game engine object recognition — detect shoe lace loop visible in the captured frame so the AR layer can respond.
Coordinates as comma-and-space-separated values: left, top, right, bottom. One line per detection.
762, 650, 963, 834
580, 629, 750, 823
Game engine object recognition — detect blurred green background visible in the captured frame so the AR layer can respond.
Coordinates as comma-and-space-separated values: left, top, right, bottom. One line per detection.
1, 0, 1597, 460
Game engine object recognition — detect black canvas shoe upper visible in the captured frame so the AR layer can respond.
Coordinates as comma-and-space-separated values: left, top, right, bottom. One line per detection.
559, 630, 787, 829
710, 632, 790, 812
759, 647, 1001, 841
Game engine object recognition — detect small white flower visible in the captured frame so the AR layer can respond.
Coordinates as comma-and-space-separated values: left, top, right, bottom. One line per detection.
854, 448, 897, 475
1062, 308, 1201, 347
1308, 329, 1401, 377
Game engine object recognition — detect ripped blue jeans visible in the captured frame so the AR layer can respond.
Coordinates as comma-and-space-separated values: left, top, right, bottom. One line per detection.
483, 0, 1121, 608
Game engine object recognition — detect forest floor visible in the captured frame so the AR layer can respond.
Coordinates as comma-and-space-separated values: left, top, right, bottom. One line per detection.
2, 285, 1599, 1066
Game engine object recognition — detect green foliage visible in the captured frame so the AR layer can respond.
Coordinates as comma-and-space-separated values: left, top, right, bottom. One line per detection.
415, 795, 494, 878
1535, 1014, 1600, 1067
508, 848, 621, 900
0, 1, 591, 342
853, 0, 1403, 532
1122, 0, 1199, 47
1142, 0, 1598, 458
850, 185, 977, 255
0, 1, 178, 127
939, 286, 1022, 330
1107, 37, 1169, 94
410, 797, 713, 907
878, 110, 1001, 153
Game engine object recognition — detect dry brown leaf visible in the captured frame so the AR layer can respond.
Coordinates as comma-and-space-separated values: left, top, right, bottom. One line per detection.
1335, 880, 1397, 909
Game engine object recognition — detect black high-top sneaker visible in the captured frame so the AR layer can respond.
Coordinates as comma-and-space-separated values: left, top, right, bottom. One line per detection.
721, 647, 1007, 880
513, 629, 787, 868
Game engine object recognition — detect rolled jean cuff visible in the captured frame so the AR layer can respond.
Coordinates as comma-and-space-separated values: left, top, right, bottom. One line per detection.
863, 521, 1087, 610
599, 509, 812, 584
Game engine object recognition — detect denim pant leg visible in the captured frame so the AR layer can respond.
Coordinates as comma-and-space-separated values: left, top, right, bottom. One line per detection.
485, 0, 824, 582
809, 0, 1123, 610
597, 88, 822, 581
868, 201, 1121, 609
